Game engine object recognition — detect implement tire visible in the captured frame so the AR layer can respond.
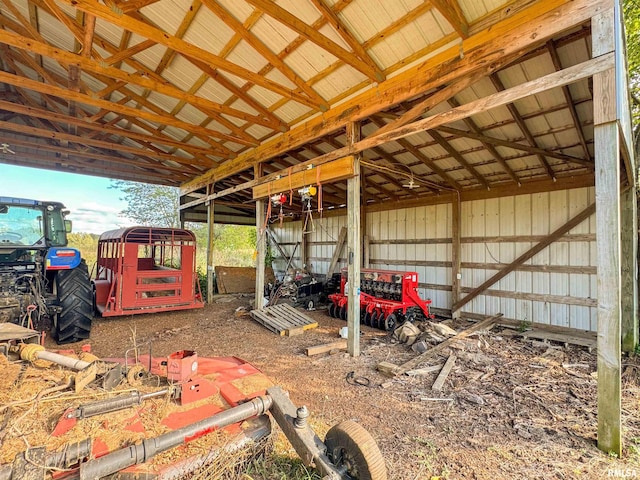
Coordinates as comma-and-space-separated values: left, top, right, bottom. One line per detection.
325, 420, 387, 480
54, 261, 93, 344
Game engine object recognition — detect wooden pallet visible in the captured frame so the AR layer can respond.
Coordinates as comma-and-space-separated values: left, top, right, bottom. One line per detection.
250, 304, 318, 336
521, 329, 596, 352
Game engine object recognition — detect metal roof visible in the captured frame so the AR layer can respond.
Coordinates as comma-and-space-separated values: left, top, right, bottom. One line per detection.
0, 0, 615, 223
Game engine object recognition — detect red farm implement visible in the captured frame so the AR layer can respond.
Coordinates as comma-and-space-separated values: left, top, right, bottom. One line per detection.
93, 227, 204, 317
327, 268, 434, 331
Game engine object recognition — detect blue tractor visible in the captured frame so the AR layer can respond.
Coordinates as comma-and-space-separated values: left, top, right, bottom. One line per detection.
0, 197, 92, 343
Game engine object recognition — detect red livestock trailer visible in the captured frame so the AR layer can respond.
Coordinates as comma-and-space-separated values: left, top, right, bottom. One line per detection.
93, 227, 204, 317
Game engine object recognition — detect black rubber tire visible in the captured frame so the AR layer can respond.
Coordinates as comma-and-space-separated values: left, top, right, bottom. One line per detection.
306, 299, 315, 310
370, 311, 379, 329
325, 420, 387, 480
384, 314, 397, 332
339, 305, 347, 321
363, 312, 371, 327
328, 303, 336, 318
54, 261, 93, 344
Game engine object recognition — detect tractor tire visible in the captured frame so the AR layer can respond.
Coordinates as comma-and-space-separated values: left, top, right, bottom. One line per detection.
54, 261, 93, 344
325, 420, 387, 480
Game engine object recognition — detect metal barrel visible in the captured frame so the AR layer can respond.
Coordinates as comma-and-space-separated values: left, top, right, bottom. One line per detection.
79, 394, 273, 480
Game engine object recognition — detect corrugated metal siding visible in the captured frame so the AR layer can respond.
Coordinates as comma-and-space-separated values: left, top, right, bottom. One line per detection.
271, 187, 597, 330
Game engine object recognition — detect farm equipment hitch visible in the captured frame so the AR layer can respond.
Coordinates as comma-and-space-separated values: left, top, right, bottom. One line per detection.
0, 387, 353, 480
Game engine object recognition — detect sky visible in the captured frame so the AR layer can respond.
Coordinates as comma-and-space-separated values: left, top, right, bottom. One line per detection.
0, 164, 136, 234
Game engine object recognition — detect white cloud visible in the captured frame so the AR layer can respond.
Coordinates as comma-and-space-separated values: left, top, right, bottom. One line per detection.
65, 201, 136, 234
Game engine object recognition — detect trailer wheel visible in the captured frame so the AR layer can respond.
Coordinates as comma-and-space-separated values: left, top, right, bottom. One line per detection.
339, 305, 347, 321
306, 299, 315, 310
384, 314, 397, 332
53, 261, 93, 344
329, 303, 336, 318
325, 420, 387, 480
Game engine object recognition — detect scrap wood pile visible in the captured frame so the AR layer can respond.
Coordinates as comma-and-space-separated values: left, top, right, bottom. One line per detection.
364, 313, 640, 451
0, 349, 269, 478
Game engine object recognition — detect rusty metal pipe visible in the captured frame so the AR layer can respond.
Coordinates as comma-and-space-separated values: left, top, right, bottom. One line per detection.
78, 394, 273, 480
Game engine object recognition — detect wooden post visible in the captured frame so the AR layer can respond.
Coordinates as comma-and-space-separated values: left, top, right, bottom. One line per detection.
621, 186, 638, 352
451, 192, 462, 317
255, 165, 266, 310
346, 121, 361, 357
593, 5, 622, 457
206, 185, 215, 304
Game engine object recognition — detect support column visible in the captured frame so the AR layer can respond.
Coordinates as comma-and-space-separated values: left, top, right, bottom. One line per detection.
593, 4, 622, 456
255, 165, 266, 310
346, 122, 361, 357
206, 185, 215, 304
451, 192, 462, 318
621, 186, 638, 352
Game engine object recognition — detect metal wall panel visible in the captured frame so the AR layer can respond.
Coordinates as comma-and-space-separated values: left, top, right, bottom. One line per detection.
271, 186, 597, 330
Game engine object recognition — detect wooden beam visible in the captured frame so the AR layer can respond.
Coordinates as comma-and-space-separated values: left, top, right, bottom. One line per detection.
0, 28, 272, 137
436, 125, 592, 167
254, 165, 266, 310
621, 187, 638, 352
61, 0, 320, 108
182, 0, 603, 193
452, 202, 595, 312
429, 129, 489, 189
0, 118, 209, 167
252, 156, 355, 199
207, 190, 215, 304
194, 53, 612, 207
430, 0, 469, 38
451, 192, 461, 315
201, 0, 327, 109
308, 0, 384, 81
0, 99, 219, 158
327, 226, 347, 277
346, 121, 362, 357
244, 0, 383, 82
490, 73, 556, 180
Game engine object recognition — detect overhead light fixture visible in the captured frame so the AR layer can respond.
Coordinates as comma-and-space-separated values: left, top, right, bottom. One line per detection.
1, 143, 15, 154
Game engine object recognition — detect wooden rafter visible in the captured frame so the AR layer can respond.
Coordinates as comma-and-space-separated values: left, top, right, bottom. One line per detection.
546, 39, 591, 160
370, 116, 460, 190
181, 52, 613, 207
201, 0, 327, 109
428, 130, 490, 189
308, 0, 384, 81
61, 0, 324, 108
489, 73, 556, 180
244, 0, 383, 82
445, 98, 521, 185
429, 0, 469, 38
435, 126, 593, 167
183, 0, 602, 193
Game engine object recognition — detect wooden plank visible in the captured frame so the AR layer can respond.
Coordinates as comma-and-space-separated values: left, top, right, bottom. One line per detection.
305, 340, 348, 356
253, 156, 355, 199
459, 287, 597, 307
431, 355, 457, 392
520, 330, 596, 350
384, 313, 503, 376
327, 227, 347, 277
452, 203, 596, 312
405, 364, 445, 376
346, 122, 362, 357
621, 187, 638, 352
595, 121, 622, 456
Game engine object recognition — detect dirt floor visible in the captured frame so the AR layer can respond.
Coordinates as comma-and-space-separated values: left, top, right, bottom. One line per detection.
42, 297, 640, 479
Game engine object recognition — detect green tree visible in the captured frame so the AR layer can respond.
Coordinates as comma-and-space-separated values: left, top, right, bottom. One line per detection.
624, 0, 640, 130
111, 180, 180, 227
